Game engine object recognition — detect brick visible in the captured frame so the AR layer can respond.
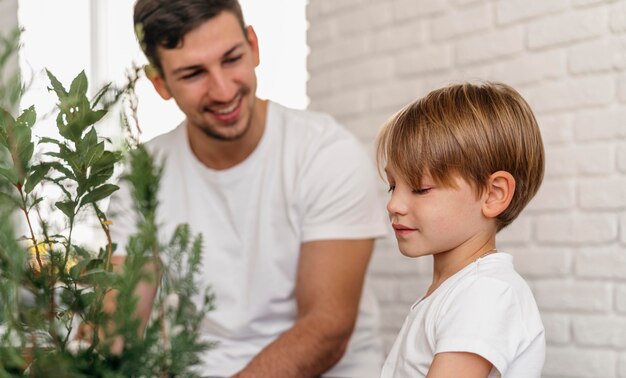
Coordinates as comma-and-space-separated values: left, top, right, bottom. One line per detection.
333, 57, 395, 90
368, 80, 424, 112
537, 114, 573, 145
611, 1, 626, 33
370, 244, 423, 275
621, 213, 626, 244
392, 0, 448, 21
536, 213, 618, 244
307, 70, 334, 96
342, 111, 396, 142
575, 246, 626, 278
528, 179, 576, 211
373, 21, 426, 53
505, 246, 572, 277
307, 0, 368, 17
574, 0, 620, 6
307, 16, 337, 45
369, 276, 401, 303
576, 144, 615, 175
528, 76, 614, 113
545, 347, 617, 377
307, 34, 370, 71
574, 108, 626, 141
456, 27, 524, 66
542, 313, 571, 344
545, 146, 578, 177
337, 2, 393, 35
620, 353, 626, 378
380, 304, 411, 332
496, 0, 569, 25
310, 88, 368, 118
579, 177, 626, 209
617, 284, 626, 313
497, 216, 532, 243
431, 3, 491, 41
569, 40, 621, 74
398, 275, 432, 303
396, 45, 453, 76
573, 315, 626, 347
533, 280, 612, 312
618, 144, 626, 173
528, 8, 607, 49
492, 50, 566, 86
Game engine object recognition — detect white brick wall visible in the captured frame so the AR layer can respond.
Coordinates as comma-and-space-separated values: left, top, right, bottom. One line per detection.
307, 0, 626, 376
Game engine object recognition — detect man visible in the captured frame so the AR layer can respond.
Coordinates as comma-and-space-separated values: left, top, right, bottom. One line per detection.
108, 0, 388, 376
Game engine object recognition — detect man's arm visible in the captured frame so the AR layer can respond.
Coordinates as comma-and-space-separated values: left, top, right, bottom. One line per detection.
77, 255, 159, 353
233, 238, 375, 378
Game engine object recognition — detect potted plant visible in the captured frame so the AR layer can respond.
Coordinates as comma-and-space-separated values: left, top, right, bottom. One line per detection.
0, 30, 214, 377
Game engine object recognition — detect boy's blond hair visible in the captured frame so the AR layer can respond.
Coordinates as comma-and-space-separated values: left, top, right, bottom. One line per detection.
377, 81, 544, 231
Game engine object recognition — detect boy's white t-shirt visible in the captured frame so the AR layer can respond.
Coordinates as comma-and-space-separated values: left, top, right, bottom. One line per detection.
108, 101, 389, 377
381, 253, 545, 378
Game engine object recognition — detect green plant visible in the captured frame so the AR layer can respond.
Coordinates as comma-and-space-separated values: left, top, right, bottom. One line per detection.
0, 31, 214, 377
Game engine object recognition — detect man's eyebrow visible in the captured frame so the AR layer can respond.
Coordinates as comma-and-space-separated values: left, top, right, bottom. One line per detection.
170, 43, 245, 76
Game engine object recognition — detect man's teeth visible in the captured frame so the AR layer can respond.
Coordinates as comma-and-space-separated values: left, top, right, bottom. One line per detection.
214, 98, 239, 114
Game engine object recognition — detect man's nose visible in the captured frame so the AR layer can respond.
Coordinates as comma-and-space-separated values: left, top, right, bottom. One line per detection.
208, 69, 236, 102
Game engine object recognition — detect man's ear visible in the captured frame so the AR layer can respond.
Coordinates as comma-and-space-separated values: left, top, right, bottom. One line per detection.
245, 26, 260, 67
482, 171, 516, 219
145, 64, 172, 100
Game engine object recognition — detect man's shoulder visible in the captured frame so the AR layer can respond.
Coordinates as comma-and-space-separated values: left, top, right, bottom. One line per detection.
270, 101, 351, 140
142, 122, 185, 156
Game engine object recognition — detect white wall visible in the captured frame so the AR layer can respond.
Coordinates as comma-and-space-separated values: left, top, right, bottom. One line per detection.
0, 0, 19, 94
307, 1, 626, 377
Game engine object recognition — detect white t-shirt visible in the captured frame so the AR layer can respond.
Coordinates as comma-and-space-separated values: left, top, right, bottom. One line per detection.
381, 253, 545, 378
108, 101, 388, 377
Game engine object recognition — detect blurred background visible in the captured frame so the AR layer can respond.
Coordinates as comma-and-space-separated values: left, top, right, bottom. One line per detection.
3, 0, 626, 377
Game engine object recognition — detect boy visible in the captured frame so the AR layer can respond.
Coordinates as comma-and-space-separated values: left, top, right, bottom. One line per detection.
378, 82, 545, 377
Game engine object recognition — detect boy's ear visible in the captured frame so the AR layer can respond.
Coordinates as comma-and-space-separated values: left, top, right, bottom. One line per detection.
145, 64, 172, 100
482, 171, 516, 219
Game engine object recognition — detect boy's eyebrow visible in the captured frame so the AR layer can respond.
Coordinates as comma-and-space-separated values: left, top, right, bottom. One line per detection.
171, 43, 244, 75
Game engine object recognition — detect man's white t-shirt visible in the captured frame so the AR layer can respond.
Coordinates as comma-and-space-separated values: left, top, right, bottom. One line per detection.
381, 253, 545, 378
108, 101, 388, 377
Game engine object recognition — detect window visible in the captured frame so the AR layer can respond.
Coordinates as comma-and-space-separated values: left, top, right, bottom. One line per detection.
18, 0, 308, 142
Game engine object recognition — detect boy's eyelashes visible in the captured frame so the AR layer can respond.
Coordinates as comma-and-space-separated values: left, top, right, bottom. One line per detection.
386, 185, 432, 195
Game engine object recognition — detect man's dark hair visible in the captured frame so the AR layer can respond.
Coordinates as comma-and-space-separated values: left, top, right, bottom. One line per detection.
134, 0, 246, 73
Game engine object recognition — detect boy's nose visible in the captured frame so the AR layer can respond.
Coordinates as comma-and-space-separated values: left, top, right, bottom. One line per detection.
387, 192, 407, 216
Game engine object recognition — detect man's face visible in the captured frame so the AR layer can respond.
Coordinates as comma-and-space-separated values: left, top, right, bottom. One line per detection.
151, 11, 260, 141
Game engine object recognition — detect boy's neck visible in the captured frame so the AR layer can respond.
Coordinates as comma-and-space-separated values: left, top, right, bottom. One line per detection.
426, 237, 497, 297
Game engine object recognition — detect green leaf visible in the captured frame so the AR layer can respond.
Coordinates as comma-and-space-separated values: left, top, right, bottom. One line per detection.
69, 70, 88, 98
38, 136, 62, 146
27, 196, 44, 212
91, 82, 111, 106
0, 165, 18, 184
80, 183, 119, 206
55, 200, 76, 219
83, 142, 104, 169
16, 105, 36, 129
0, 190, 20, 207
46, 69, 68, 99
25, 164, 50, 194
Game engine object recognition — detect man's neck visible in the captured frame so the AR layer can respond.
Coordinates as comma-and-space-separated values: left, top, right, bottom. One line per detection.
188, 98, 268, 170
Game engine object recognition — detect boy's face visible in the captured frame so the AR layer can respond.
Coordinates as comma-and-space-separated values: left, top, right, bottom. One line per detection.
149, 11, 260, 141
385, 166, 491, 258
